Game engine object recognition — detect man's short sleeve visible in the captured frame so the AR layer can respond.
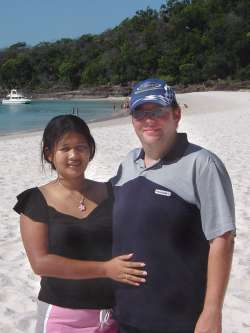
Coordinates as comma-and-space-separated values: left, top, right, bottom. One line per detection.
196, 152, 236, 240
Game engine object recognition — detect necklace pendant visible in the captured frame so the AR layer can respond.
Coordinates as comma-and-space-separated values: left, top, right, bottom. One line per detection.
79, 200, 86, 212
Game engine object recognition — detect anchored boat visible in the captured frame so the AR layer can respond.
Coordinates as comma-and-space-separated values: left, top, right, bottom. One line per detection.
2, 89, 31, 104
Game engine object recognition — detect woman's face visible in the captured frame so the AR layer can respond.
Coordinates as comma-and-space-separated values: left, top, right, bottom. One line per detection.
48, 132, 91, 180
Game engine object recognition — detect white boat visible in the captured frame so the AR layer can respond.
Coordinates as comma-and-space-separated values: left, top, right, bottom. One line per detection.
2, 89, 31, 104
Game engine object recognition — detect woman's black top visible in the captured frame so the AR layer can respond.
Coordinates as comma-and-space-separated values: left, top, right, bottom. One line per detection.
13, 183, 115, 309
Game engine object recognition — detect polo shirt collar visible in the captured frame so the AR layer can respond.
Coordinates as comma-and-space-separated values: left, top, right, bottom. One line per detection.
135, 133, 189, 164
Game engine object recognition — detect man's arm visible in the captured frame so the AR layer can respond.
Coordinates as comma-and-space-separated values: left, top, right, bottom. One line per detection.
194, 231, 235, 333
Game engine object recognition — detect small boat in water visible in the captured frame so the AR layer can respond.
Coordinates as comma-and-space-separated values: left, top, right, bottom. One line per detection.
2, 89, 31, 104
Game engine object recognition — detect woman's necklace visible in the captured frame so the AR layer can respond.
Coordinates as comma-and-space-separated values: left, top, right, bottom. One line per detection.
78, 196, 86, 212
57, 179, 87, 212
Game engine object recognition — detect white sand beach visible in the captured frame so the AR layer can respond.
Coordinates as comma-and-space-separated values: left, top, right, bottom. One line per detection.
0, 91, 250, 332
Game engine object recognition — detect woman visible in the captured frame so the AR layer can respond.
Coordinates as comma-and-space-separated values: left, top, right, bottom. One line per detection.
14, 115, 147, 332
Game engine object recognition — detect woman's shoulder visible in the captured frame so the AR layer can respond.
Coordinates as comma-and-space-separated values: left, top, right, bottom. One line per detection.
16, 186, 43, 201
38, 181, 56, 198
87, 180, 112, 202
14, 185, 49, 223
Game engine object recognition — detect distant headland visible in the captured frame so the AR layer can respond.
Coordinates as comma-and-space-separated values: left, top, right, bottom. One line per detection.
0, 1, 249, 98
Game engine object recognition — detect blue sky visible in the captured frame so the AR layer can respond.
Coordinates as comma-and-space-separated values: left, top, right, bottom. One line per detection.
0, 0, 165, 49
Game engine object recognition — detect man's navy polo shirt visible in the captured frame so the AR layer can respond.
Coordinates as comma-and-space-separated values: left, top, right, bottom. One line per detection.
111, 133, 235, 332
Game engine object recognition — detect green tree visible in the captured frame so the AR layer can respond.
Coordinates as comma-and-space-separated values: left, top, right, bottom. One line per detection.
1, 0, 250, 90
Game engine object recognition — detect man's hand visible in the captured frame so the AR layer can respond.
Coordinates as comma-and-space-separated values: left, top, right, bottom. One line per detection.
194, 307, 222, 333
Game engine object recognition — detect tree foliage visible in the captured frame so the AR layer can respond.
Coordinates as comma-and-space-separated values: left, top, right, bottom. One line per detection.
0, 0, 249, 90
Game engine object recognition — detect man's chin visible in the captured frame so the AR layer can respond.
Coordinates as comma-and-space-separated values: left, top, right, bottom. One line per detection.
142, 135, 161, 145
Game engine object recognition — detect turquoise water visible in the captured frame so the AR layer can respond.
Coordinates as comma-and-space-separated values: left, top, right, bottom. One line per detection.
0, 99, 120, 135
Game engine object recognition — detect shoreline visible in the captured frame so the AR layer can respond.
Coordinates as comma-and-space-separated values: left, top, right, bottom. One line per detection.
0, 108, 130, 140
2, 80, 249, 100
31, 96, 126, 102
13, 88, 250, 102
1, 89, 250, 138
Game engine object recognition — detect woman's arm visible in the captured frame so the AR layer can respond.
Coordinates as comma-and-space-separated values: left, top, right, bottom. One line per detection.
20, 214, 147, 286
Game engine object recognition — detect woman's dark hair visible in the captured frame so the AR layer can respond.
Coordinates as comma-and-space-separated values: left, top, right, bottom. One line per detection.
41, 115, 96, 170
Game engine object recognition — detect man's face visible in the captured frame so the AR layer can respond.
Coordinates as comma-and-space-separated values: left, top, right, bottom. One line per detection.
131, 102, 181, 147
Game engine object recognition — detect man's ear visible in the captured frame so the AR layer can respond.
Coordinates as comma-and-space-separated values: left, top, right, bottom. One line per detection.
173, 107, 181, 124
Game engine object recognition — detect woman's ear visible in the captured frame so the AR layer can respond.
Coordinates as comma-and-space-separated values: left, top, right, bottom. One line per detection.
44, 147, 53, 162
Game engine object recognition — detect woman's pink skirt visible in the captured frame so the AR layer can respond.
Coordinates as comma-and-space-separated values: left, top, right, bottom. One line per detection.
36, 300, 119, 333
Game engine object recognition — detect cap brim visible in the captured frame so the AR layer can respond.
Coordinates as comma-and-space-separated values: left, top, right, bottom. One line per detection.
130, 97, 168, 112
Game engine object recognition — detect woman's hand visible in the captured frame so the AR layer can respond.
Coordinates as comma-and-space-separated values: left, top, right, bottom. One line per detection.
103, 253, 147, 286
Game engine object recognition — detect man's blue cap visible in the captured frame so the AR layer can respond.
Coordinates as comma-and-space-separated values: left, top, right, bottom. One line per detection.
129, 78, 177, 112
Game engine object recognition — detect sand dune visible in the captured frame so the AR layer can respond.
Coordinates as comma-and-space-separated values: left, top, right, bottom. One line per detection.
0, 91, 249, 332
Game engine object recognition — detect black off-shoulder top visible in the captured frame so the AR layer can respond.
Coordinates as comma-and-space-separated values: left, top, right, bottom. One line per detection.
14, 183, 115, 309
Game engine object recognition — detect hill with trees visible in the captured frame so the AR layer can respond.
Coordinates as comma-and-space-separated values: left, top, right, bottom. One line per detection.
0, 0, 249, 94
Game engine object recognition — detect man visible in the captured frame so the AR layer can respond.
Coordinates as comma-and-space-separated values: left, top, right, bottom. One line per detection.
111, 78, 235, 333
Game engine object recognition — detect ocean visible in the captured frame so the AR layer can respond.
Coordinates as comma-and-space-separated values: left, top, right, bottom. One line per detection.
0, 99, 122, 135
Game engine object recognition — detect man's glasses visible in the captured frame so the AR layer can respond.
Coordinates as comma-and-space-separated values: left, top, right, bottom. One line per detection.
131, 107, 170, 121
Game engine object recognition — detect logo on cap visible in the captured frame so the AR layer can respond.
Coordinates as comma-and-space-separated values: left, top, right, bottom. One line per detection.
135, 82, 163, 94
